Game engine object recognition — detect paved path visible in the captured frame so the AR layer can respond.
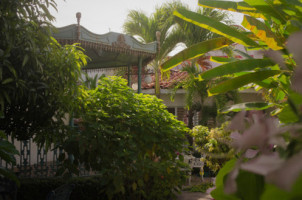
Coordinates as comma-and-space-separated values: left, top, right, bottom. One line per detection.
176, 191, 213, 200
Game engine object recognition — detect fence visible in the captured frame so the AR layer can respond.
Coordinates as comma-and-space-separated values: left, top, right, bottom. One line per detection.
0, 137, 91, 178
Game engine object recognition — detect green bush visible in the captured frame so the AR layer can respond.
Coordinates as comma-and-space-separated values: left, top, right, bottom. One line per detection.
59, 76, 190, 199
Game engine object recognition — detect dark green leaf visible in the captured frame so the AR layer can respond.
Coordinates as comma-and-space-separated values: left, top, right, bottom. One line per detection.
236, 170, 265, 200
208, 70, 281, 96
199, 58, 275, 80
260, 184, 290, 200
22, 55, 29, 67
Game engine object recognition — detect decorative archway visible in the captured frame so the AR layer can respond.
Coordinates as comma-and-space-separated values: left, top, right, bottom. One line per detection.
53, 12, 158, 93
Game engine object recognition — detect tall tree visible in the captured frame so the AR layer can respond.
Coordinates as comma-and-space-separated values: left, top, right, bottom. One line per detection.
0, 0, 87, 143
123, 1, 187, 97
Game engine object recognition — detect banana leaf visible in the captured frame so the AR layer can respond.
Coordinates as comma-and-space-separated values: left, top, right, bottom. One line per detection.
199, 58, 275, 80
242, 15, 284, 50
174, 8, 260, 47
208, 70, 281, 96
210, 56, 239, 64
161, 37, 233, 71
244, 0, 287, 24
198, 0, 266, 19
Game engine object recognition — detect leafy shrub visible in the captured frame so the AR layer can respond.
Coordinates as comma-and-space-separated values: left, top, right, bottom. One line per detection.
59, 76, 190, 199
191, 123, 234, 172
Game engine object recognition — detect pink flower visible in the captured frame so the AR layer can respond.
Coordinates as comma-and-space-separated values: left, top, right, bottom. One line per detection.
228, 111, 246, 131
266, 151, 302, 191
287, 31, 302, 94
230, 112, 279, 152
263, 49, 286, 69
287, 31, 302, 66
244, 149, 259, 159
292, 67, 302, 94
240, 153, 284, 176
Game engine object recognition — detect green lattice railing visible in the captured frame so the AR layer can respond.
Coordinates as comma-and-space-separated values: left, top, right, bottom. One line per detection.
0, 137, 92, 178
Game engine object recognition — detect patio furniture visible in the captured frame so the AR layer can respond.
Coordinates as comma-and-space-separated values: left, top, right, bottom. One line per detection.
0, 176, 17, 200
184, 155, 204, 185
46, 184, 75, 200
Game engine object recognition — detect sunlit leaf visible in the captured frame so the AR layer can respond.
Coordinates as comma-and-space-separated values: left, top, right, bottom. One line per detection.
242, 15, 284, 50
278, 104, 299, 123
208, 70, 281, 96
161, 37, 233, 71
244, 0, 287, 24
173, 8, 260, 47
198, 0, 266, 19
199, 58, 275, 80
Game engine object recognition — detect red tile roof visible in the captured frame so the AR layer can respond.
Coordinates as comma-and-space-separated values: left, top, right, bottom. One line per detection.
142, 70, 188, 89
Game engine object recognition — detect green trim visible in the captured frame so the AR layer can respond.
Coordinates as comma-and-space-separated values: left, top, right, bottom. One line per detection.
138, 57, 142, 93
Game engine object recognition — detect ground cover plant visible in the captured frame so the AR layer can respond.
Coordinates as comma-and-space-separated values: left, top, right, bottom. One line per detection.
162, 0, 302, 199
59, 76, 190, 200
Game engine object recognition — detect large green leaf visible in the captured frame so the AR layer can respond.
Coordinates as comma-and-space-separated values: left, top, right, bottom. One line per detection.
161, 37, 233, 71
198, 0, 266, 19
260, 184, 290, 200
221, 102, 274, 113
211, 185, 240, 200
236, 170, 265, 200
244, 0, 287, 24
242, 15, 283, 50
173, 8, 260, 47
211, 159, 240, 200
199, 58, 275, 80
208, 70, 281, 96
278, 104, 299, 123
215, 158, 237, 187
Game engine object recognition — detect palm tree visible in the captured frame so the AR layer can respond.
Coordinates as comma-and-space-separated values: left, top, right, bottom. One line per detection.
171, 7, 232, 127
123, 1, 187, 97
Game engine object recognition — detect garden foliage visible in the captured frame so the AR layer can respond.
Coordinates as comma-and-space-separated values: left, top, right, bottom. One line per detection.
0, 0, 87, 142
191, 123, 234, 172
0, 0, 87, 181
59, 76, 190, 200
162, 0, 302, 199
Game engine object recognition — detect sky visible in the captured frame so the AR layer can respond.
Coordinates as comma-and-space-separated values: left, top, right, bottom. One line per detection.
50, 0, 243, 34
